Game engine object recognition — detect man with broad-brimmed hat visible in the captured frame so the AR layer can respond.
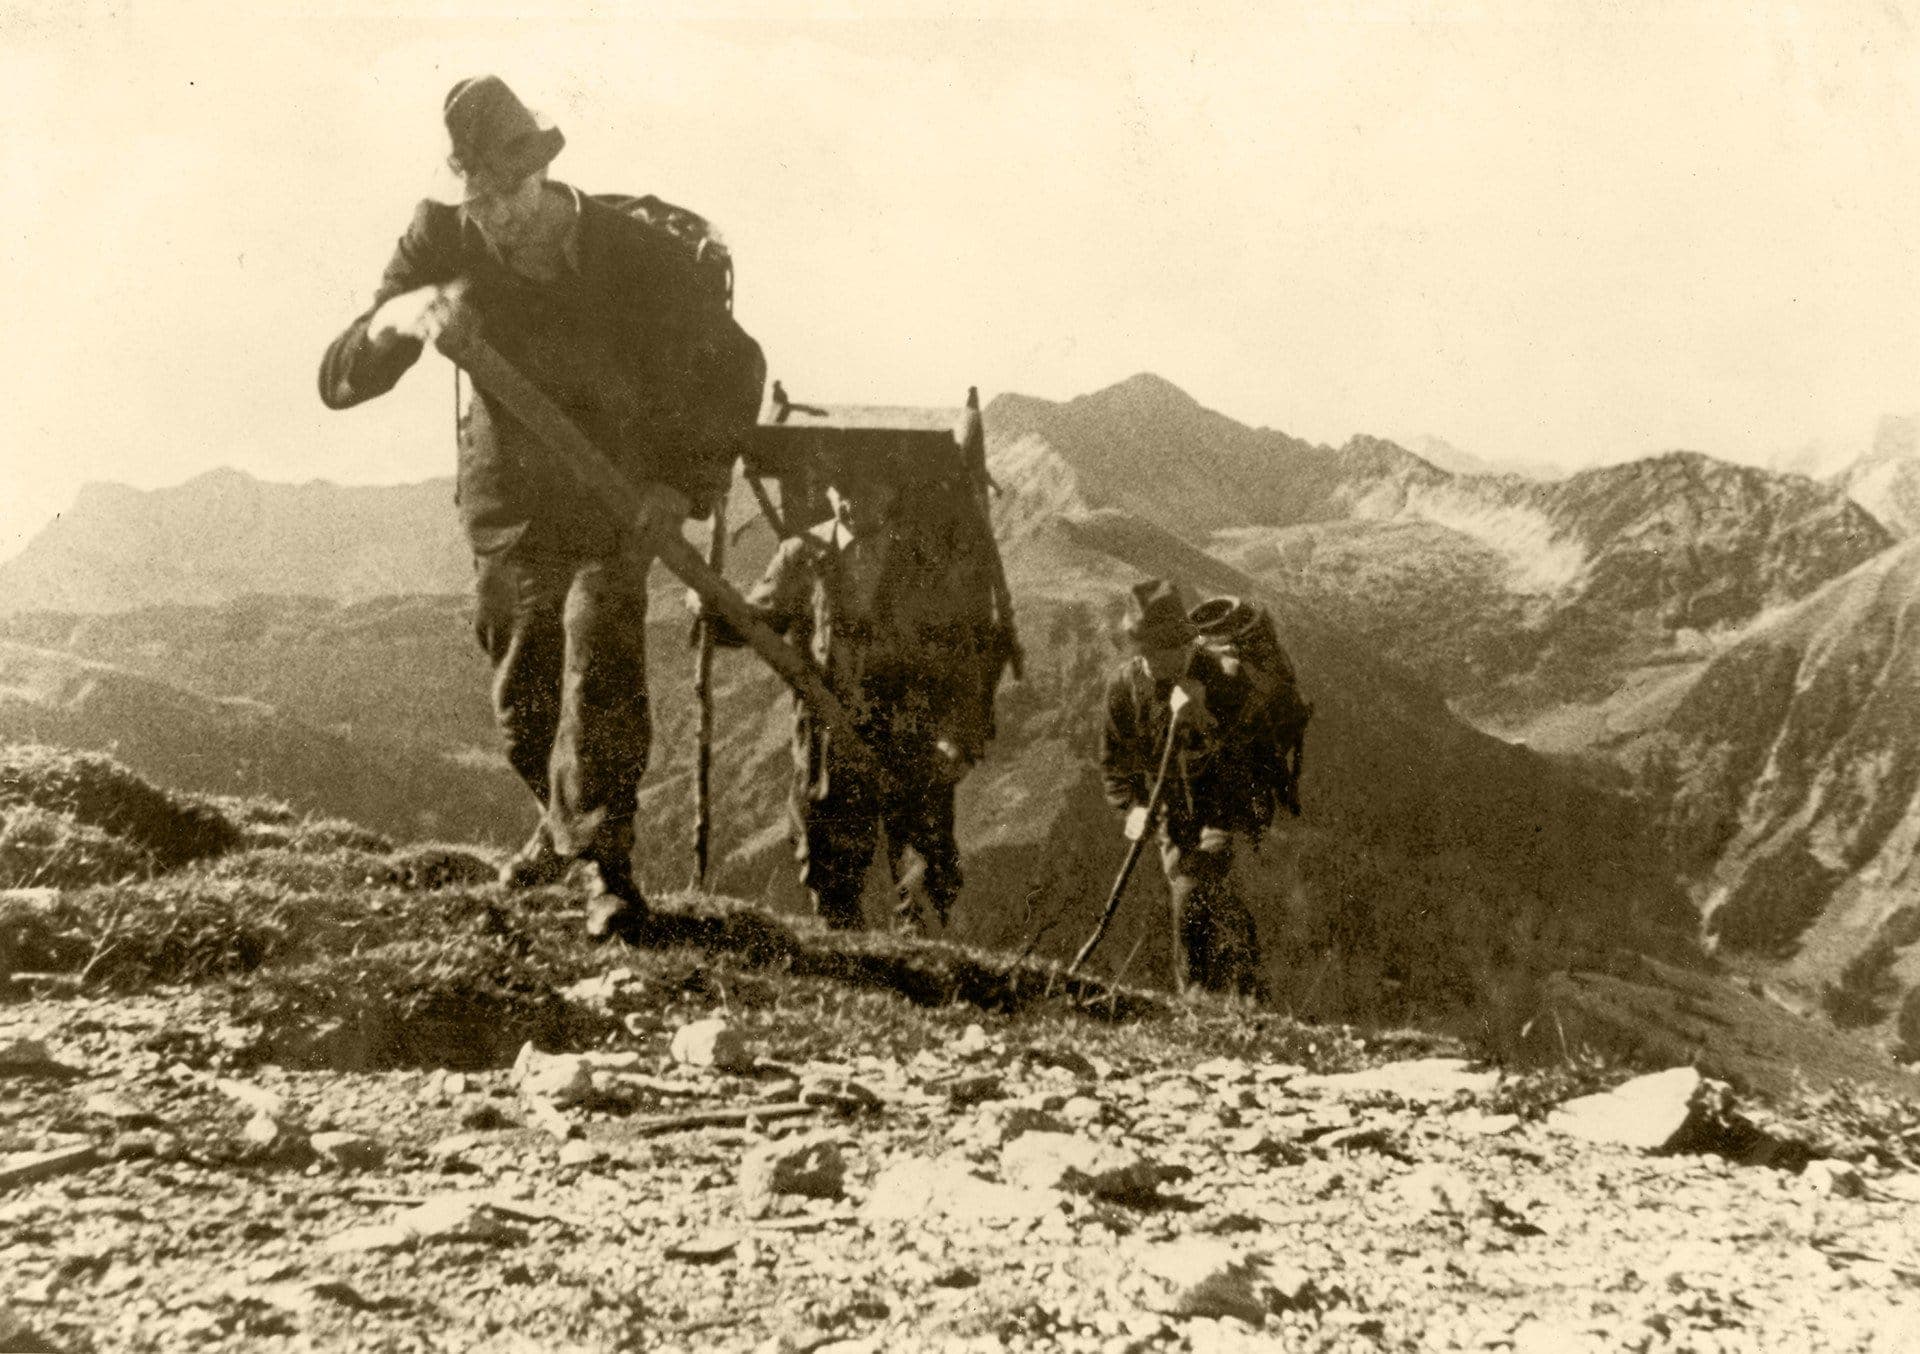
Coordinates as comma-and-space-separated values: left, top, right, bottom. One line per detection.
318, 75, 765, 943
1100, 577, 1264, 996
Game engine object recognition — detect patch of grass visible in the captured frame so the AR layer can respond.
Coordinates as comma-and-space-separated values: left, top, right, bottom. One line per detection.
190, 842, 498, 893
0, 802, 157, 888
0, 744, 242, 869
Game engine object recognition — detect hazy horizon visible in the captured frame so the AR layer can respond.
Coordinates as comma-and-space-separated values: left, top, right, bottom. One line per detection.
4, 0, 1916, 560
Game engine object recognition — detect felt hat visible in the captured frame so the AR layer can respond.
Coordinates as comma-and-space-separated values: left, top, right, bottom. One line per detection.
443, 75, 565, 191
1124, 578, 1196, 649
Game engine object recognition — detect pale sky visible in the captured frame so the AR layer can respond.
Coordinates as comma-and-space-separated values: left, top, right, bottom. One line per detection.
3, 0, 1917, 558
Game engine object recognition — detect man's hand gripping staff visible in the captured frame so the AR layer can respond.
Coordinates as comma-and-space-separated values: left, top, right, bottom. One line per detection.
1067, 682, 1193, 978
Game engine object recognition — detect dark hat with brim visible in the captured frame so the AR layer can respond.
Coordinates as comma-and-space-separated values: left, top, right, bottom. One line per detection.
444, 75, 565, 192
1124, 577, 1196, 649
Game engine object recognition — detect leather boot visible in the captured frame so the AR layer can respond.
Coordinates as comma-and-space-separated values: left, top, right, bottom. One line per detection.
584, 846, 651, 943
498, 825, 571, 889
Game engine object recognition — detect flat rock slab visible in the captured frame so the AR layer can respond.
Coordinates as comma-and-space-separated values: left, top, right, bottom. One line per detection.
1292, 1058, 1499, 1103
0, 1145, 103, 1190
1546, 1067, 1705, 1152
864, 1156, 1057, 1224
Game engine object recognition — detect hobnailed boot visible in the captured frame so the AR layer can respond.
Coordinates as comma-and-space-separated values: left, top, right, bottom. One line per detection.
498, 826, 571, 890
584, 849, 651, 944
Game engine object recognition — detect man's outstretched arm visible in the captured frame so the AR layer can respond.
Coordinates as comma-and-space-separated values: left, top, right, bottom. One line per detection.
317, 201, 463, 409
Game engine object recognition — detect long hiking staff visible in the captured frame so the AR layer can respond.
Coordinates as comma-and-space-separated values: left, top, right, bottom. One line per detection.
1065, 695, 1187, 978
437, 328, 876, 775
690, 486, 728, 886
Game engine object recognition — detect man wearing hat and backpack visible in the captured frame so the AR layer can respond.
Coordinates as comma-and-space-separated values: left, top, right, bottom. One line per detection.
318, 75, 764, 942
1101, 578, 1265, 996
701, 463, 995, 932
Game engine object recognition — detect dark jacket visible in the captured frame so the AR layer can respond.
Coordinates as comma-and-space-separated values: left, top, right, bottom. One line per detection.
319, 189, 763, 557
1101, 649, 1261, 835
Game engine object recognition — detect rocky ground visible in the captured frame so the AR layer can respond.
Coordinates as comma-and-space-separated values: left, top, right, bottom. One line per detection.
3, 749, 1917, 1352
5, 974, 1918, 1354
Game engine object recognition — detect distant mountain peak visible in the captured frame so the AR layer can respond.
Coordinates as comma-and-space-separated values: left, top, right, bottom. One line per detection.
1069, 372, 1210, 421
0, 472, 470, 614
1101, 371, 1198, 403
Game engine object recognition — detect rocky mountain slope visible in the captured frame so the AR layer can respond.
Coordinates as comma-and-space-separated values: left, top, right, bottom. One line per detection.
0, 373, 1894, 1050
1834, 413, 1920, 540
6, 384, 1723, 1043
0, 470, 470, 614
0, 630, 523, 845
980, 379, 1890, 731
1615, 538, 1920, 1053
3, 762, 1917, 1354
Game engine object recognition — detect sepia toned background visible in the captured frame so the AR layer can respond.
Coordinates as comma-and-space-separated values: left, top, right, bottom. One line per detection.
2, 0, 1915, 557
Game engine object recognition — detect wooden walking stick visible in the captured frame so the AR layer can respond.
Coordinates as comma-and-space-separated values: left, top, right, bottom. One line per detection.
436, 328, 876, 774
690, 485, 728, 887
1065, 690, 1189, 978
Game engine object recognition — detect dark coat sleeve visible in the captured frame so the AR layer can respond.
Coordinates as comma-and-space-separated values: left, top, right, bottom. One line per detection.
1101, 666, 1150, 811
317, 201, 459, 410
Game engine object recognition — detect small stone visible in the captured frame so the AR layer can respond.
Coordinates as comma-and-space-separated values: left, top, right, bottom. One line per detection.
557, 1140, 600, 1168
1801, 1159, 1867, 1199
1194, 1057, 1254, 1084
83, 1093, 155, 1125
108, 1132, 160, 1162
444, 1072, 470, 1096
311, 1132, 384, 1172
1001, 1132, 1188, 1206
740, 1135, 845, 1213
325, 1223, 414, 1254
0, 1038, 79, 1079
953, 1024, 994, 1059
242, 1113, 282, 1147
670, 1019, 756, 1073
581, 1050, 644, 1072
524, 1096, 577, 1142
511, 1044, 593, 1106
216, 1078, 286, 1119
664, 1229, 740, 1263
948, 1074, 1004, 1108
1116, 1240, 1305, 1325
430, 1131, 484, 1160
1315, 1124, 1399, 1155
1457, 1111, 1521, 1136
460, 1103, 515, 1131
1060, 1095, 1104, 1127
1149, 1079, 1205, 1111
398, 1193, 519, 1243
867, 1153, 1060, 1223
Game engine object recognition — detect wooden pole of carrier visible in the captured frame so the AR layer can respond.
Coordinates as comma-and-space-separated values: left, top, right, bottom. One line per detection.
437, 330, 875, 777
690, 486, 728, 886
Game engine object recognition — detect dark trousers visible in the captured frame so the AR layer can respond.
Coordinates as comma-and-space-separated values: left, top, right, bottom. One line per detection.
1160, 827, 1263, 996
473, 547, 651, 862
791, 747, 961, 930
